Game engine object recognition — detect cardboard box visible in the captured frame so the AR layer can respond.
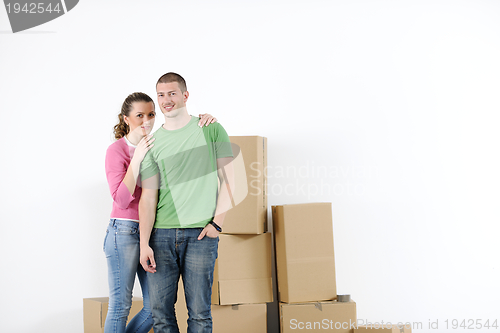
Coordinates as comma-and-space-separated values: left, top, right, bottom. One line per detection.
280, 300, 356, 333
176, 280, 267, 332
272, 203, 337, 303
223, 136, 267, 234
83, 297, 153, 333
355, 325, 412, 333
212, 233, 273, 305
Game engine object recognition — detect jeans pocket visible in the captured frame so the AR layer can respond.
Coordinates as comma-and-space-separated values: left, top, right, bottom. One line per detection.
116, 224, 137, 235
206, 234, 219, 239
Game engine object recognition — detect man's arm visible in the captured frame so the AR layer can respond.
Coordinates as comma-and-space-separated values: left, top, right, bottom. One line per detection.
139, 173, 159, 273
198, 156, 235, 240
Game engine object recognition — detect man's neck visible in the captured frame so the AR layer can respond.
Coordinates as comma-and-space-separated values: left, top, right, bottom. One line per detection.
162, 108, 192, 130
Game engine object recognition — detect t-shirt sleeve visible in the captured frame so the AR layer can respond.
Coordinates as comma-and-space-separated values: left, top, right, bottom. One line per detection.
211, 123, 233, 159
140, 148, 159, 181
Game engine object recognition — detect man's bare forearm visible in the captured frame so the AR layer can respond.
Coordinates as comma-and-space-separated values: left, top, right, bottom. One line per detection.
213, 158, 235, 226
139, 184, 158, 273
139, 173, 159, 246
139, 196, 157, 247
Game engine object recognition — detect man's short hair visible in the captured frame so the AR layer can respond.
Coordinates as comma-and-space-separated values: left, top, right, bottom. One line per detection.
156, 72, 187, 93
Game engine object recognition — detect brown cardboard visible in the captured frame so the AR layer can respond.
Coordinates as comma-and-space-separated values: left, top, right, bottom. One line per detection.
223, 136, 267, 234
83, 297, 153, 333
212, 233, 273, 305
176, 280, 267, 332
272, 203, 337, 303
355, 325, 412, 333
280, 300, 356, 333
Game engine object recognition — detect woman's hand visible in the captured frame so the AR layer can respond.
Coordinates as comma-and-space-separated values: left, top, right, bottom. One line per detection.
198, 113, 217, 127
132, 135, 155, 163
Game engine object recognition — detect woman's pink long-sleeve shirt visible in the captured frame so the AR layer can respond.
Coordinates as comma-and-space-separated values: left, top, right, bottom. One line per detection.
105, 138, 142, 221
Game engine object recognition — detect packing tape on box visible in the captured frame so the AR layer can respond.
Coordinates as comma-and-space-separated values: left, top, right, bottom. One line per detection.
314, 302, 323, 311
337, 294, 351, 302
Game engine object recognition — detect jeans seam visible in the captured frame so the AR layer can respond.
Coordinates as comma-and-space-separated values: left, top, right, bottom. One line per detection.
103, 229, 109, 252
131, 312, 153, 333
114, 231, 121, 324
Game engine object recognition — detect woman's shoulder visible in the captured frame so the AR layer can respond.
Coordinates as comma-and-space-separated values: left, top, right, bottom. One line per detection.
106, 137, 127, 155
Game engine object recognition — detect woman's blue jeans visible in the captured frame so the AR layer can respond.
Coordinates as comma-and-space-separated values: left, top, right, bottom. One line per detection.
103, 219, 154, 333
148, 227, 219, 333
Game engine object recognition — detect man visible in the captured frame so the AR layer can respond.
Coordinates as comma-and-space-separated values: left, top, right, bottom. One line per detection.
139, 72, 234, 333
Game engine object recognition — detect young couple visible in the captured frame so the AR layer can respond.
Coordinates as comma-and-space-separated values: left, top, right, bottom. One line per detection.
104, 72, 234, 333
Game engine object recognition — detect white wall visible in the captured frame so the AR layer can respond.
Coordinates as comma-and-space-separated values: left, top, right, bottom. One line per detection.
1, 1, 499, 332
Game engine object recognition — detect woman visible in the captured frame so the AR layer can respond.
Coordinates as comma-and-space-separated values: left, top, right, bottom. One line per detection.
104, 92, 216, 333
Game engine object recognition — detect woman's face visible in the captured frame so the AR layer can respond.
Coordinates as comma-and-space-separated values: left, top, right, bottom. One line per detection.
124, 101, 156, 135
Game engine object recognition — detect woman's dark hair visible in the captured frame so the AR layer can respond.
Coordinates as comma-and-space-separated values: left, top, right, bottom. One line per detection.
113, 92, 154, 139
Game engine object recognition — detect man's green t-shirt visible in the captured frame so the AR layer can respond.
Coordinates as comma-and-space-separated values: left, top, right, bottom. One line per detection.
140, 116, 233, 229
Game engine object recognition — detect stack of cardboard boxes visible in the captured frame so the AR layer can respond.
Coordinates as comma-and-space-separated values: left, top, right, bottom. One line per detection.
271, 203, 411, 333
272, 202, 357, 333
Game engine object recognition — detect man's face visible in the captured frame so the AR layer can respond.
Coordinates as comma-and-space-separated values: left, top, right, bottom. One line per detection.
156, 82, 189, 118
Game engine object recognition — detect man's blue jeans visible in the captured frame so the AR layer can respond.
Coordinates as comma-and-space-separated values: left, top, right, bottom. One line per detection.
148, 227, 219, 333
104, 219, 154, 333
